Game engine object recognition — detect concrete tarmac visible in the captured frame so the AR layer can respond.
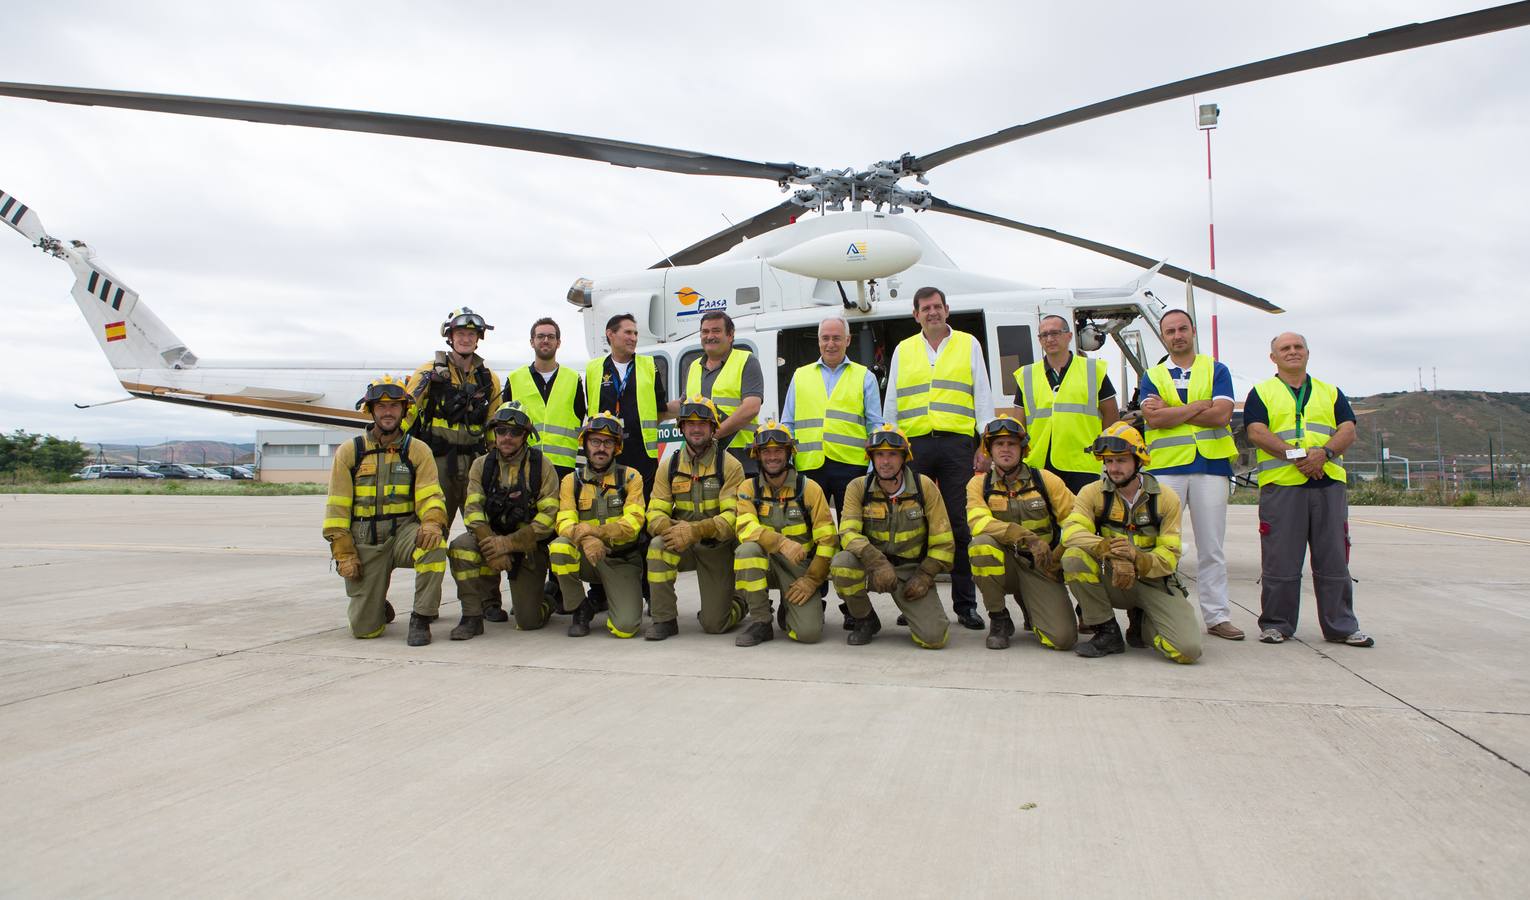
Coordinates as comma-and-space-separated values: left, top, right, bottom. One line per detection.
1, 494, 1527, 898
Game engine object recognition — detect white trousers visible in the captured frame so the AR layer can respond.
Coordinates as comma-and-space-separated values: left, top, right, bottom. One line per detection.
1154, 472, 1230, 627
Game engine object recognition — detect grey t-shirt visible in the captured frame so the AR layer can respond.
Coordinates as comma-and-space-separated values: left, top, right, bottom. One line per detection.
693, 351, 764, 402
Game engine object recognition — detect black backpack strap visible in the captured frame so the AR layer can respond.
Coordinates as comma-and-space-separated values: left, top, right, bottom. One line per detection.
668, 447, 681, 480
347, 435, 367, 481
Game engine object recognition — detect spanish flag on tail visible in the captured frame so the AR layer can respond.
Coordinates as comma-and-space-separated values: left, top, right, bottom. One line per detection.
104, 321, 126, 343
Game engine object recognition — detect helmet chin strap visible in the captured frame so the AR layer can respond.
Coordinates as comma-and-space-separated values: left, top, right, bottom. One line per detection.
1107, 460, 1142, 489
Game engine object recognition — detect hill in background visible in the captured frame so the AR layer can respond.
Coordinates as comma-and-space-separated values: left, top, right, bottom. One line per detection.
86, 440, 255, 467
1348, 391, 1528, 465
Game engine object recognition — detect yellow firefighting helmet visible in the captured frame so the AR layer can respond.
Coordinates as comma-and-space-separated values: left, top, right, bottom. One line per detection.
441, 307, 494, 339
356, 374, 413, 411
1089, 421, 1151, 465
866, 424, 913, 462
578, 412, 625, 454
981, 414, 1029, 455
749, 420, 796, 458
675, 395, 720, 428
490, 401, 538, 438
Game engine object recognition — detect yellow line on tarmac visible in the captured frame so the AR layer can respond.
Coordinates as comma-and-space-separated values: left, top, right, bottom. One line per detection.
0, 542, 325, 557
1348, 518, 1530, 546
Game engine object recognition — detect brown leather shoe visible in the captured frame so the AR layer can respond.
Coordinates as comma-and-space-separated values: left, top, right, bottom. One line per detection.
1208, 621, 1245, 641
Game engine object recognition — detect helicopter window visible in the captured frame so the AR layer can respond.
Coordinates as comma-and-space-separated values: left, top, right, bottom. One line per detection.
735, 287, 760, 306
994, 324, 1034, 398
643, 351, 670, 392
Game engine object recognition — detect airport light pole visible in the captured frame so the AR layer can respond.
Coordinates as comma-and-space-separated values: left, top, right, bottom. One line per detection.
1197, 102, 1221, 360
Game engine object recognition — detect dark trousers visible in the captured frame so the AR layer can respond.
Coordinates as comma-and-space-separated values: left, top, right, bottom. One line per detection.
803, 459, 869, 519
1257, 481, 1360, 639
910, 432, 977, 614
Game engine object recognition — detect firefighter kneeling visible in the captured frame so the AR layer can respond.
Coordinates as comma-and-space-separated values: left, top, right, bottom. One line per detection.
548, 413, 647, 637
645, 397, 747, 640
323, 376, 450, 646
966, 415, 1078, 651
1062, 423, 1203, 663
733, 421, 838, 646
447, 403, 560, 639
831, 425, 956, 649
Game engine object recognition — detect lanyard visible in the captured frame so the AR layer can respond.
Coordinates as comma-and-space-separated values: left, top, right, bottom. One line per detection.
610, 360, 631, 415
1284, 379, 1311, 440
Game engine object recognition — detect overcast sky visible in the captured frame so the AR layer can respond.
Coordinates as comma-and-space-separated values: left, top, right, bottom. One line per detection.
2, 0, 1527, 444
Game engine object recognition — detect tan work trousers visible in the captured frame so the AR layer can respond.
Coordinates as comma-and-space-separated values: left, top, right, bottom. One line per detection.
830, 551, 949, 649
447, 533, 552, 628
343, 519, 446, 638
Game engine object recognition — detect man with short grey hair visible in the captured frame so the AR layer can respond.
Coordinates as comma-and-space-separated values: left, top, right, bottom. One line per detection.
1243, 332, 1373, 648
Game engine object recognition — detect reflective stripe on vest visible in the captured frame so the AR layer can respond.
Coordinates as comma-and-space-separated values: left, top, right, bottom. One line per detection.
791, 361, 869, 470
508, 366, 580, 469
586, 355, 661, 458
1016, 356, 1103, 474
894, 330, 976, 437
1143, 354, 1236, 470
687, 348, 757, 450
1253, 375, 1348, 487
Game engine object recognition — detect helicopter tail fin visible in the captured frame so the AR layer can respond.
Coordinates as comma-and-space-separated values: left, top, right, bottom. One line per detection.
60, 243, 198, 371
2, 188, 197, 371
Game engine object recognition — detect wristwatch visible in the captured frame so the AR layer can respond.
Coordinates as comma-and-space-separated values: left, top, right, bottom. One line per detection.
1318, 446, 1334, 460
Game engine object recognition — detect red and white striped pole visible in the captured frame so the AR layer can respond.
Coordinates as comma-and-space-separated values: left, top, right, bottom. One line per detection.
1198, 103, 1221, 360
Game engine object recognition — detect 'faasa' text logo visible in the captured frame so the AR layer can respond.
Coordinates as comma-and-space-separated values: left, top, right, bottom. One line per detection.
675, 286, 727, 316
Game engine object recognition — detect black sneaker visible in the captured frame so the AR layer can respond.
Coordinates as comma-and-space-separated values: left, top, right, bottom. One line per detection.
1075, 618, 1125, 658
645, 619, 679, 641
736, 620, 775, 647
956, 608, 985, 630
848, 609, 882, 646
482, 603, 510, 624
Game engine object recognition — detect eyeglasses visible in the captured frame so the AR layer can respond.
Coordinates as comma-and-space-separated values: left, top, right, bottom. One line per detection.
532, 333, 559, 341
1037, 330, 1070, 340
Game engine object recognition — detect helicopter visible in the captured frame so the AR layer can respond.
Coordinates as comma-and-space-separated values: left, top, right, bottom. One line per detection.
3, 2, 1528, 440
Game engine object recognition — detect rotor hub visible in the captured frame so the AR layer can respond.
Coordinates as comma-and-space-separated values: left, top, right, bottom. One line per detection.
783, 154, 931, 214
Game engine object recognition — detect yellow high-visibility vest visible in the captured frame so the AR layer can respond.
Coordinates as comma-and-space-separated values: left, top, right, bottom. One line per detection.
790, 361, 869, 470
1143, 355, 1236, 470
1253, 375, 1348, 487
1015, 356, 1103, 473
686, 348, 757, 450
893, 330, 976, 437
508, 366, 581, 470
585, 355, 660, 458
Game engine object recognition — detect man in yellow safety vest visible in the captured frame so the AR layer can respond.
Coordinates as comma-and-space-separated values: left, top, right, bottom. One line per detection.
678, 311, 763, 475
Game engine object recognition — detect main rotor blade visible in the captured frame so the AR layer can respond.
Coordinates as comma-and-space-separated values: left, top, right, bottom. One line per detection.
652, 200, 802, 269
926, 197, 1282, 313
0, 82, 800, 181
912, 1, 1530, 172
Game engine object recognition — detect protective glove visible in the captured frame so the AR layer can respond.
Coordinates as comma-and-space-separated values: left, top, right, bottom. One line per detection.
865, 556, 898, 593
594, 522, 629, 545
1025, 537, 1051, 564
567, 523, 596, 543
471, 524, 495, 545
579, 534, 608, 566
690, 519, 719, 541
484, 548, 513, 572
903, 570, 934, 601
415, 521, 444, 551
785, 576, 817, 606
776, 539, 807, 566
665, 520, 697, 553
1109, 558, 1137, 591
804, 554, 831, 584
1000, 522, 1031, 546
1108, 537, 1138, 563
1086, 537, 1112, 560
506, 526, 539, 553
754, 529, 783, 553
1037, 542, 1065, 578
336, 556, 363, 579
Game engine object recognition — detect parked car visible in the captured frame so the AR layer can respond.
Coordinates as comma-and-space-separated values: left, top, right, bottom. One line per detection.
195, 467, 231, 480
131, 466, 165, 479
143, 462, 207, 479
72, 464, 154, 480
210, 465, 255, 480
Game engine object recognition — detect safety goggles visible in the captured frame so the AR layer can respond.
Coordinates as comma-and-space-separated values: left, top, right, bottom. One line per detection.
984, 418, 1026, 440
1088, 435, 1137, 456
676, 402, 717, 423
867, 431, 910, 451
447, 313, 491, 332
494, 424, 530, 437
361, 382, 408, 404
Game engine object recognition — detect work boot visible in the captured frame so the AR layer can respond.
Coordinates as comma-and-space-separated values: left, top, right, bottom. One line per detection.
896, 614, 909, 626
986, 609, 1016, 650
776, 600, 789, 631
645, 619, 679, 641
847, 609, 882, 646
839, 602, 857, 632
482, 601, 510, 624
1075, 618, 1125, 658
545, 576, 566, 615
384, 601, 396, 624
736, 620, 774, 647
407, 612, 432, 647
956, 608, 985, 630
1125, 608, 1145, 648
1076, 603, 1094, 635
450, 615, 484, 641
567, 599, 593, 637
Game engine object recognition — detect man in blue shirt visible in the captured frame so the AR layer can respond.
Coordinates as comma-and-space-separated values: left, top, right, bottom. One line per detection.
780, 314, 883, 514
1139, 309, 1244, 641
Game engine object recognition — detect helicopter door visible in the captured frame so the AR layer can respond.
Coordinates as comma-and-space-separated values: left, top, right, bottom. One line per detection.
985, 311, 1037, 418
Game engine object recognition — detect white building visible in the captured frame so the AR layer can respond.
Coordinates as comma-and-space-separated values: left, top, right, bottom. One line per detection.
255, 427, 360, 483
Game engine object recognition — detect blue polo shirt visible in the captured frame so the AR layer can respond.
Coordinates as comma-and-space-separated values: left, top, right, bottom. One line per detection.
1139, 361, 1236, 476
